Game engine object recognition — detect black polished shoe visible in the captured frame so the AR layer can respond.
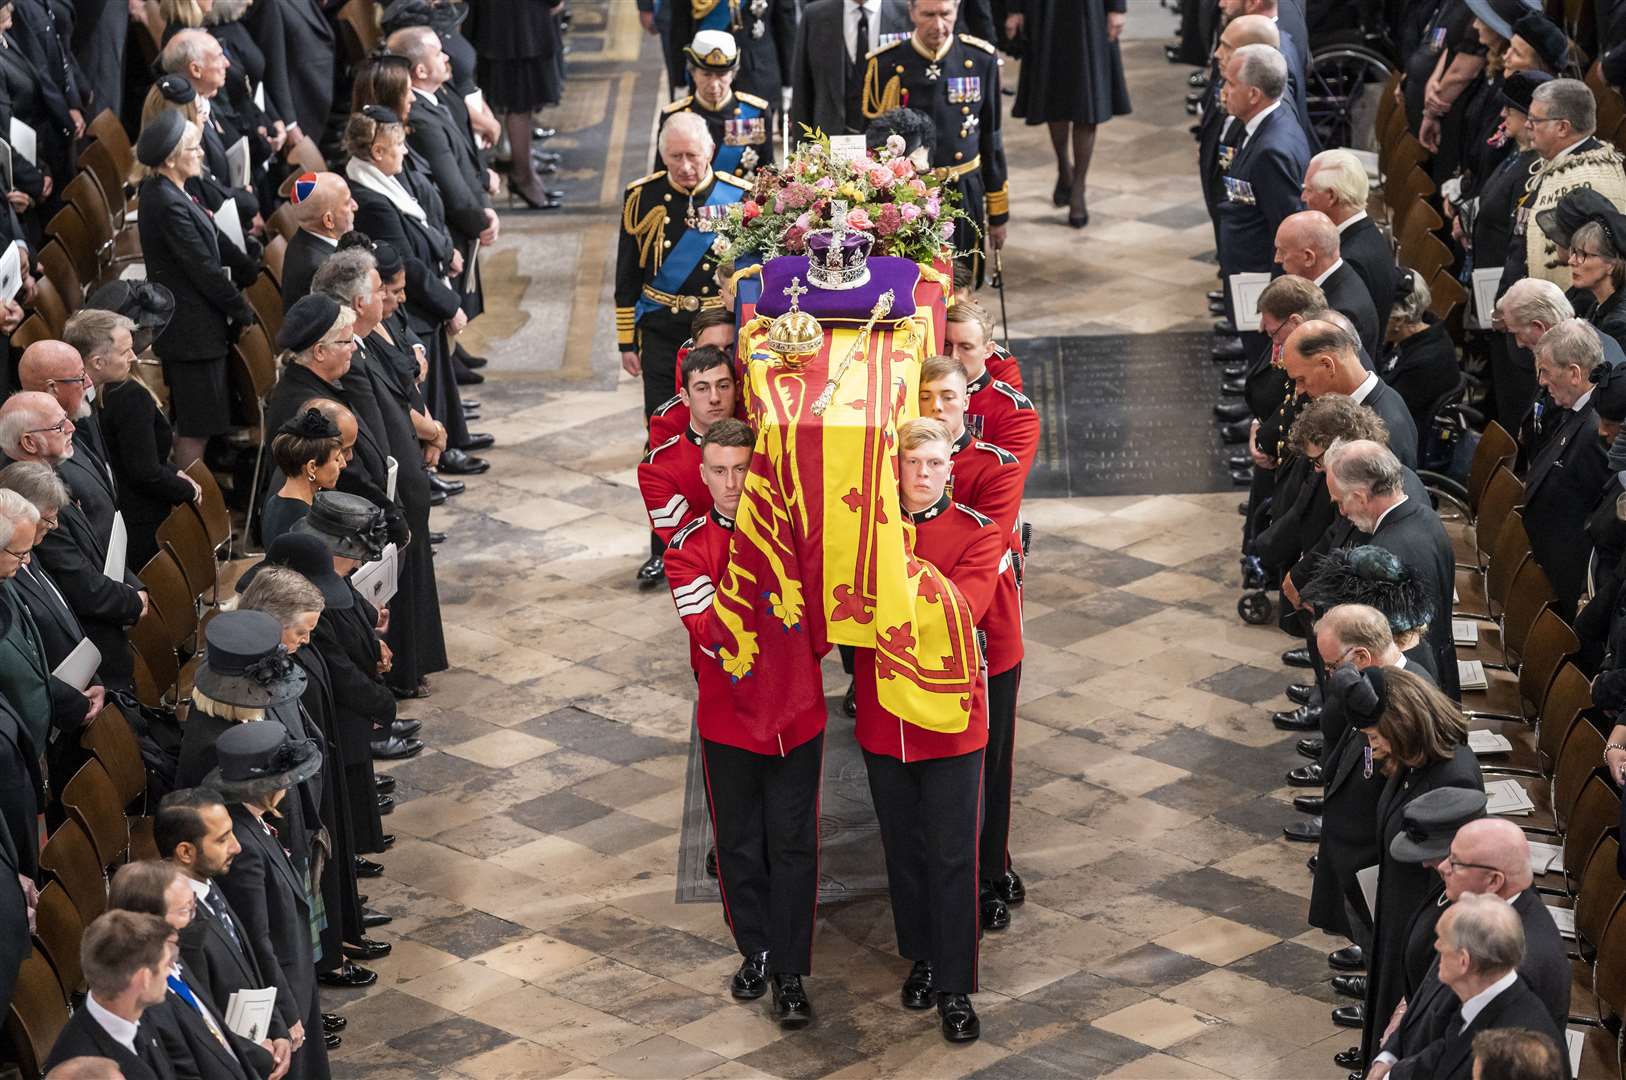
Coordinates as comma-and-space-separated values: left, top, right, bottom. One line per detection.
322, 1013, 347, 1033
901, 960, 934, 1009
1220, 364, 1247, 380
459, 433, 496, 452
1220, 419, 1253, 443
937, 993, 980, 1042
1214, 319, 1238, 336
1220, 377, 1246, 395
1307, 853, 1318, 872
379, 834, 395, 850
1207, 290, 1224, 303
1212, 337, 1245, 360
992, 869, 1025, 905
1331, 1003, 1364, 1028
1273, 704, 1321, 730
1328, 945, 1364, 971
428, 473, 464, 496
429, 487, 446, 506
354, 856, 384, 878
842, 680, 857, 718
1209, 299, 1227, 315
1297, 736, 1324, 759
343, 938, 392, 960
533, 125, 557, 139
731, 950, 769, 1000
1293, 794, 1324, 814
1214, 400, 1251, 421
362, 909, 393, 928
980, 888, 1010, 931
636, 555, 666, 589
454, 365, 485, 384
1286, 762, 1323, 787
1227, 454, 1252, 471
1286, 683, 1314, 705
376, 793, 395, 815
705, 845, 718, 878
325, 1031, 342, 1049
462, 402, 481, 418
771, 973, 813, 1029
429, 531, 447, 545
439, 448, 490, 475
371, 736, 424, 760
317, 961, 378, 988
1332, 974, 1366, 999
374, 775, 396, 795
1281, 647, 1313, 668
460, 352, 488, 370
1334, 1047, 1365, 1069
1283, 816, 1322, 842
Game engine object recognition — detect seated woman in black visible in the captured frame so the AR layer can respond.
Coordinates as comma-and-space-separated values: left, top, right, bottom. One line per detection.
263, 409, 344, 547
1380, 268, 1461, 449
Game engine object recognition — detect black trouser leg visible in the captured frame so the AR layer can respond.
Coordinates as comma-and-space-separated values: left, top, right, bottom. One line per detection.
979, 665, 1020, 882
864, 748, 984, 994
839, 643, 855, 675
1491, 334, 1538, 435
638, 317, 687, 422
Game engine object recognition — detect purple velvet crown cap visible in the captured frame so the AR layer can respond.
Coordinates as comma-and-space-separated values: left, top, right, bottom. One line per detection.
805, 229, 874, 263
755, 255, 920, 321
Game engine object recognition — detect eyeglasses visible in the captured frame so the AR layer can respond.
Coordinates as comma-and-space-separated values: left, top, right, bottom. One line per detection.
1, 546, 28, 562
1570, 249, 1606, 262
25, 419, 67, 436
1441, 852, 1501, 875
316, 338, 357, 350
50, 375, 86, 385
37, 513, 57, 531
1525, 114, 1563, 126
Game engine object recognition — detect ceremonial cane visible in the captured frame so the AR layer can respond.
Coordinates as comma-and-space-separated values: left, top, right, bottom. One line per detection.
990, 241, 1010, 348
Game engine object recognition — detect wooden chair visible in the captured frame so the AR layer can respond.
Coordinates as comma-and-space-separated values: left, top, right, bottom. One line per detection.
130, 647, 166, 709
1535, 663, 1595, 772
1427, 265, 1468, 325
37, 818, 108, 925
78, 138, 133, 230
186, 459, 232, 553
263, 232, 287, 288
265, 202, 298, 242
30, 275, 69, 336
127, 603, 179, 702
245, 271, 284, 344
159, 503, 219, 603
80, 704, 156, 858
1559, 773, 1621, 897
1456, 495, 1528, 620
63, 171, 118, 263
31, 881, 84, 996
138, 548, 198, 656
10, 313, 50, 352
87, 108, 134, 180
37, 238, 83, 313
61, 759, 131, 868
1408, 232, 1455, 285
44, 204, 100, 290
1575, 832, 1624, 967
336, 0, 380, 64
1579, 895, 1626, 1075
1394, 200, 1444, 258
1, 952, 70, 1077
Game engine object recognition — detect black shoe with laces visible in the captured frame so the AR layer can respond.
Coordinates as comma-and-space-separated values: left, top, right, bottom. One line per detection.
731, 951, 769, 1000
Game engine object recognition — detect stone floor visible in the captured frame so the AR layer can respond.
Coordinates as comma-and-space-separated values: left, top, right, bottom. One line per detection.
322, 5, 1355, 1078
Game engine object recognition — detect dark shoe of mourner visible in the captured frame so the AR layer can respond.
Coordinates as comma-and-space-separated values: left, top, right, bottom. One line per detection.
979, 887, 1009, 931
1334, 1046, 1364, 1069
1286, 762, 1323, 786
461, 403, 481, 419
991, 869, 1025, 905
459, 353, 488, 371
362, 909, 392, 928
317, 961, 377, 988
454, 364, 485, 384
390, 681, 430, 701
391, 718, 422, 738
1230, 466, 1253, 486
1227, 453, 1252, 471
731, 950, 770, 1000
459, 433, 496, 452
429, 486, 447, 507
1068, 207, 1089, 229
705, 845, 719, 878
428, 473, 464, 496
459, 396, 482, 410
1220, 377, 1246, 395
1307, 853, 1317, 872
1282, 816, 1321, 842
937, 993, 980, 1042
1220, 363, 1247, 379
429, 532, 448, 545
1052, 176, 1070, 207
533, 125, 557, 140
1331, 1003, 1363, 1028
1293, 794, 1324, 814
343, 938, 392, 960
1220, 419, 1253, 443
637, 555, 666, 588
322, 1013, 346, 1033
1212, 337, 1245, 360
374, 774, 396, 795
1237, 501, 1248, 515
370, 736, 424, 760
1214, 400, 1250, 421
1332, 974, 1367, 999
509, 181, 564, 211
1273, 704, 1320, 730
1281, 647, 1313, 668
771, 973, 813, 1029
325, 1032, 341, 1049
1214, 318, 1238, 336
438, 448, 490, 475
901, 960, 934, 1009
1297, 736, 1324, 759
354, 856, 384, 878
1286, 682, 1314, 705
1209, 298, 1226, 315
1328, 945, 1364, 971
379, 834, 395, 850
843, 679, 858, 718
376, 793, 394, 815
1207, 289, 1224, 303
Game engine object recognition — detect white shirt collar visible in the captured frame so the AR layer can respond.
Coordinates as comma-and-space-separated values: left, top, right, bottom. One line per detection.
1244, 99, 1282, 138
1459, 969, 1519, 1030
411, 85, 441, 105
1337, 210, 1368, 234
1312, 258, 1345, 287
1372, 493, 1408, 533
1550, 136, 1588, 164
1575, 387, 1595, 412
85, 992, 142, 1056
184, 875, 212, 905
303, 229, 339, 249
1350, 370, 1380, 403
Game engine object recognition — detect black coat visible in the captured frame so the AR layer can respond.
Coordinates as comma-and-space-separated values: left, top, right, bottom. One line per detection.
1341, 214, 1398, 325
10, 558, 83, 674
789, 0, 910, 138
1388, 975, 1564, 1080
145, 959, 268, 1080
242, 0, 333, 141
0, 692, 40, 879
1521, 397, 1610, 618
1365, 379, 1421, 470
279, 228, 336, 305
217, 804, 316, 1034
1478, 148, 1540, 289
1590, 288, 1626, 353
32, 498, 143, 688
0, 811, 27, 1017
98, 379, 196, 569
178, 880, 294, 1038
1322, 260, 1383, 362
1383, 323, 1461, 445
0, 31, 55, 199
61, 416, 118, 547
406, 89, 490, 243
0, 583, 88, 758
138, 175, 254, 364
41, 1006, 178, 1080
1578, 474, 1626, 656
1361, 745, 1484, 1062
1367, 495, 1460, 699
1216, 105, 1311, 280
349, 180, 462, 330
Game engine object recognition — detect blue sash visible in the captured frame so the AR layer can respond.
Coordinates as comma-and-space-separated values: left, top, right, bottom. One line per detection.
712, 98, 766, 175
696, 1, 731, 31
635, 176, 744, 321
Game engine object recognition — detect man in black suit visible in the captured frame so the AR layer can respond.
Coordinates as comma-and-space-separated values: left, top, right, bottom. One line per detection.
1370, 894, 1562, 1080
242, 0, 334, 153
1275, 211, 1381, 359
790, 0, 910, 138
1303, 148, 1398, 325
1200, 17, 1283, 271
1521, 318, 1612, 618
41, 910, 182, 1080
1219, 0, 1315, 148
282, 173, 356, 305
18, 340, 118, 547
1280, 319, 1418, 467
157, 790, 299, 1064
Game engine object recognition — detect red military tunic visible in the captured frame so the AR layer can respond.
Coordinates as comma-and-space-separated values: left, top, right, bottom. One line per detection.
637, 426, 709, 543
664, 509, 826, 756
965, 369, 1039, 481
648, 393, 751, 447
854, 495, 1005, 763
988, 343, 1022, 393
949, 431, 1024, 677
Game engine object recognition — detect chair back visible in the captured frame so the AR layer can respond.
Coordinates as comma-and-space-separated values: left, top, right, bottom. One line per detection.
61, 759, 131, 868
138, 547, 198, 654
31, 880, 84, 996
186, 459, 232, 551
1554, 712, 1606, 832
1468, 422, 1518, 512
44, 204, 99, 287
263, 233, 287, 288
1563, 773, 1621, 896
38, 818, 108, 925
38, 239, 83, 312
158, 502, 219, 603
1, 952, 69, 1077
79, 704, 148, 809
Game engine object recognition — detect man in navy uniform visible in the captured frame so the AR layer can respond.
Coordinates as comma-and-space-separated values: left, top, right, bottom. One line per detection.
666, 0, 798, 108
863, 0, 1009, 285
658, 31, 777, 179
617, 112, 749, 586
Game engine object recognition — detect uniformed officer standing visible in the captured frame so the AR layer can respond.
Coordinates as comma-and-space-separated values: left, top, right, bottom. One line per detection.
864, 0, 1009, 284
666, 0, 798, 108
657, 31, 777, 180
618, 111, 749, 585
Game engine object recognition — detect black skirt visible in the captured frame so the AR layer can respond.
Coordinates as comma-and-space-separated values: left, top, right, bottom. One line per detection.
1012, 0, 1131, 126
469, 0, 563, 112
476, 55, 563, 112
160, 356, 233, 439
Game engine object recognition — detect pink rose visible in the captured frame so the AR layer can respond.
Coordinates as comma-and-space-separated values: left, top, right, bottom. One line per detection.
890, 157, 914, 179
909, 178, 928, 196
794, 212, 812, 231
845, 207, 874, 230
899, 203, 921, 224
940, 221, 955, 239
773, 193, 787, 214
742, 201, 762, 221
924, 196, 941, 219
867, 167, 894, 189
815, 176, 836, 191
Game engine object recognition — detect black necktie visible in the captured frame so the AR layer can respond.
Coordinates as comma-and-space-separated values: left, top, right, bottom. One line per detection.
205, 885, 246, 957
853, 3, 868, 66
846, 3, 870, 133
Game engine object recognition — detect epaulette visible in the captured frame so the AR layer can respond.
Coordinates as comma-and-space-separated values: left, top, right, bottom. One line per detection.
626, 170, 666, 191
958, 34, 996, 54
715, 172, 751, 188
953, 503, 996, 527
669, 517, 706, 548
866, 37, 905, 59
736, 91, 769, 109
652, 394, 684, 418
662, 96, 693, 114
642, 433, 681, 464
991, 379, 1034, 410
973, 441, 1019, 465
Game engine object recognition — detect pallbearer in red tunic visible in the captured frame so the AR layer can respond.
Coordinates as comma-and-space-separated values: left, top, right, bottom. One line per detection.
919, 355, 1027, 932
855, 418, 1005, 1045
945, 301, 1040, 480
663, 418, 823, 1029
637, 346, 740, 547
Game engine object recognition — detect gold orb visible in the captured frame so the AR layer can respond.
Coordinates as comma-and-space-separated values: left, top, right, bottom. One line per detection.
766, 307, 824, 369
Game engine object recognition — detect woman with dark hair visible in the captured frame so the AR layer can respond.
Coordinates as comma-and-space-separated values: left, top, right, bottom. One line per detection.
0, 0, 55, 229
263, 408, 345, 546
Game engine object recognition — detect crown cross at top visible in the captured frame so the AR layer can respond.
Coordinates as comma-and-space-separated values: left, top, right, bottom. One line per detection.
826, 200, 850, 268
783, 275, 808, 308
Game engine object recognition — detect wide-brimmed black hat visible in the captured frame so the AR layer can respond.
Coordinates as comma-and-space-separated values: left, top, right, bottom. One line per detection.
235, 532, 354, 610
1466, 0, 1539, 40
1512, 12, 1570, 73
84, 280, 175, 355
195, 610, 307, 708
1302, 546, 1435, 634
204, 719, 322, 802
1500, 69, 1554, 113
292, 491, 388, 562
1536, 186, 1618, 248
1389, 787, 1489, 863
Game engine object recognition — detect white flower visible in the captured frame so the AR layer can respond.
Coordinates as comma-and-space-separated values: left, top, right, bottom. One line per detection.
711, 236, 729, 255
885, 134, 907, 158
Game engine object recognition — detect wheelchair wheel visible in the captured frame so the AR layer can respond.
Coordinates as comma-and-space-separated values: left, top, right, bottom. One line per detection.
1237, 591, 1274, 625
1307, 37, 1394, 152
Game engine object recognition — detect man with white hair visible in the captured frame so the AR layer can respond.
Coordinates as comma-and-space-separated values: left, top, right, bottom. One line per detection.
1492, 277, 1574, 436
1273, 210, 1381, 358
616, 108, 750, 587
1303, 148, 1397, 320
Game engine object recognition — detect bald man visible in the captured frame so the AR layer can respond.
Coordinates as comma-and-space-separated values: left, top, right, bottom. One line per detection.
18, 340, 118, 547
283, 173, 358, 304
1274, 210, 1381, 358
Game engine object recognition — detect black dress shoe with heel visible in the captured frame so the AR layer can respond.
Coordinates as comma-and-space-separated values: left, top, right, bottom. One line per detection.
1331, 1003, 1363, 1028
901, 961, 934, 1009
317, 961, 377, 988
439, 448, 489, 475
1293, 794, 1324, 814
637, 555, 665, 588
937, 993, 980, 1042
362, 909, 393, 928
1334, 1046, 1365, 1069
1281, 647, 1313, 668
343, 938, 392, 960
374, 775, 396, 794
1282, 816, 1321, 842
1214, 401, 1251, 421
731, 950, 769, 1000
1272, 704, 1321, 730
1287, 762, 1323, 786
1297, 736, 1323, 759
322, 1013, 347, 1033
428, 473, 464, 497
771, 973, 813, 1028
459, 433, 495, 452
354, 856, 384, 878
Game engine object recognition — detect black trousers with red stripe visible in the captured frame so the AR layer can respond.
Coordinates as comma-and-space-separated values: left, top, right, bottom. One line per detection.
701, 733, 823, 975
863, 747, 984, 994
979, 664, 1020, 884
